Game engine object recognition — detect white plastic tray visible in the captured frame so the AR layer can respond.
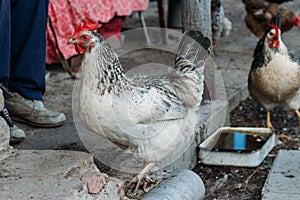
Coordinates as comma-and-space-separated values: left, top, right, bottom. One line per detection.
199, 127, 275, 167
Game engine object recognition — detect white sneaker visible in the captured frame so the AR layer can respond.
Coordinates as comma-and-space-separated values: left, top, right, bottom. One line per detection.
10, 125, 26, 142
6, 93, 66, 127
0, 108, 25, 143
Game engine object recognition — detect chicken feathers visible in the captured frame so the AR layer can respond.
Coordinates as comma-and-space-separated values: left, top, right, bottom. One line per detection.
68, 27, 211, 195
248, 15, 300, 129
242, 0, 300, 38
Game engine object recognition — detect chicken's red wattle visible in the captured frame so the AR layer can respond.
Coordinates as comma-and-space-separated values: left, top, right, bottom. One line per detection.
75, 45, 86, 54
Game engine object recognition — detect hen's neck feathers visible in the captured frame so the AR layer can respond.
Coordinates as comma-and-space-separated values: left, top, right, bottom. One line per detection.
263, 37, 288, 58
81, 40, 131, 95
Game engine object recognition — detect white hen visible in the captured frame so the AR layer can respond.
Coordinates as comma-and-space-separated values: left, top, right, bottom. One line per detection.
68, 23, 211, 194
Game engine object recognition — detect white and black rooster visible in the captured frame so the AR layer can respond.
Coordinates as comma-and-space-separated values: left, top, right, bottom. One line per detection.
68, 23, 211, 195
248, 15, 300, 130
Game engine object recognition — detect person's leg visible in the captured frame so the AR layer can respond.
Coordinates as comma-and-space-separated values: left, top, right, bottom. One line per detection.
9, 0, 50, 101
6, 0, 66, 127
0, 0, 26, 142
0, 0, 11, 87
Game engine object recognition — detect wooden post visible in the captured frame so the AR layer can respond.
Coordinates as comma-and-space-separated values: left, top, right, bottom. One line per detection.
181, 0, 216, 117
181, 0, 212, 42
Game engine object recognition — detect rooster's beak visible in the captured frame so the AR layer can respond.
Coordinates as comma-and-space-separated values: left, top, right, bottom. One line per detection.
68, 38, 77, 44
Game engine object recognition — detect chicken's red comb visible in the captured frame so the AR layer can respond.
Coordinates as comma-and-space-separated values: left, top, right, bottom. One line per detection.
73, 21, 99, 36
292, 15, 300, 26
269, 24, 280, 36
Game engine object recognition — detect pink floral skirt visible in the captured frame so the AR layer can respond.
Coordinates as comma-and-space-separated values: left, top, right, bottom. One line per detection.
46, 0, 149, 64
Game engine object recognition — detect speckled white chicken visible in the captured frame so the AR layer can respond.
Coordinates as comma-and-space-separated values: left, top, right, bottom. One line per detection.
68, 23, 211, 194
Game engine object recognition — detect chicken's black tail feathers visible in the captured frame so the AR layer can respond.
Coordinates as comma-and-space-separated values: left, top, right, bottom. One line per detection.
184, 30, 211, 50
263, 15, 282, 36
270, 14, 281, 28
174, 30, 211, 71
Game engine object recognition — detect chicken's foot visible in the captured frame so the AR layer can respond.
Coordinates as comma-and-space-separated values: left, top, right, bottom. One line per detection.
266, 111, 275, 131
294, 109, 300, 126
126, 162, 155, 196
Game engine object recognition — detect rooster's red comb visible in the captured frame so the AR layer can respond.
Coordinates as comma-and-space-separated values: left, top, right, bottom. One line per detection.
269, 24, 280, 36
292, 15, 300, 26
73, 21, 99, 36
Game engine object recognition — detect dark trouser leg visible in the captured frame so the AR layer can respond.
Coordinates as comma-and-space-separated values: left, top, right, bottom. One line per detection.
9, 0, 49, 101
0, 0, 11, 88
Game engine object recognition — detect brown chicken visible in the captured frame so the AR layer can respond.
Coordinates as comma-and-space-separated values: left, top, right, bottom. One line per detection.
248, 15, 300, 130
242, 0, 300, 38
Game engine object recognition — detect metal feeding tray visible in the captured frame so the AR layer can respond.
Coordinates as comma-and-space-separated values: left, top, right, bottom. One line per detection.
199, 127, 275, 167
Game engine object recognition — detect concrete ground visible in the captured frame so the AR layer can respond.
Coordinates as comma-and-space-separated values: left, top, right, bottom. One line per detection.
262, 150, 300, 200
2, 0, 300, 199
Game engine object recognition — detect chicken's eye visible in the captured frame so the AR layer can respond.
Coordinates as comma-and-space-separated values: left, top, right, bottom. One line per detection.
81, 35, 90, 41
269, 32, 274, 36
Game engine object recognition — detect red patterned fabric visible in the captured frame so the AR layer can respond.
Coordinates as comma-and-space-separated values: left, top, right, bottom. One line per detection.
46, 0, 149, 64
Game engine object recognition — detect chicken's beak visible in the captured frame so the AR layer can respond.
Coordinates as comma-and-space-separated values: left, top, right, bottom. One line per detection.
68, 38, 77, 45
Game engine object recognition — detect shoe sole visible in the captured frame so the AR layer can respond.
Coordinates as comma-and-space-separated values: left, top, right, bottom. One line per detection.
11, 115, 65, 128
10, 137, 25, 143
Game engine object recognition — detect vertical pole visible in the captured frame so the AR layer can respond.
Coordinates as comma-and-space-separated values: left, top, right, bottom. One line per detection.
181, 0, 212, 42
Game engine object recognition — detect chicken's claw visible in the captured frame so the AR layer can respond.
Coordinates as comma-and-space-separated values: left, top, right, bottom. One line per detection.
277, 134, 294, 142
126, 173, 155, 195
266, 111, 275, 131
143, 175, 159, 193
294, 109, 300, 126
126, 162, 155, 196
266, 121, 275, 131
126, 173, 143, 195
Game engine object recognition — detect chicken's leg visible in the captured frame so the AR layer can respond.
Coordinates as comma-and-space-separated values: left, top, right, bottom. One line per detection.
294, 109, 300, 126
266, 111, 275, 131
126, 162, 155, 195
